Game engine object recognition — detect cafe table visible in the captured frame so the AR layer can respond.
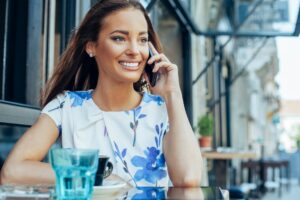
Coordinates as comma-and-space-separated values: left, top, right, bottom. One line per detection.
0, 184, 228, 200
202, 150, 258, 188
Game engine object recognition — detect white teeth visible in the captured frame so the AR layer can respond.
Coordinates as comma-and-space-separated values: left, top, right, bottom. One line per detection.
119, 62, 139, 67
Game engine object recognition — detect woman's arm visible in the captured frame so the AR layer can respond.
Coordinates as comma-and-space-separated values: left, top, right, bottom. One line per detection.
163, 90, 202, 187
147, 42, 202, 187
0, 114, 59, 185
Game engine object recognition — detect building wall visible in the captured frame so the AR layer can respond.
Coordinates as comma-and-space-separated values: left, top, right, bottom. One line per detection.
154, 1, 184, 89
190, 0, 210, 129
280, 100, 300, 152
232, 37, 280, 156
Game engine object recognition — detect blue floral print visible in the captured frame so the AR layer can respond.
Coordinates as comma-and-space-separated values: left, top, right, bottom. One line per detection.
155, 123, 165, 148
130, 106, 147, 146
68, 91, 92, 107
103, 126, 108, 137
132, 187, 166, 200
131, 123, 167, 185
113, 142, 137, 186
131, 147, 166, 184
48, 101, 65, 112
143, 93, 164, 106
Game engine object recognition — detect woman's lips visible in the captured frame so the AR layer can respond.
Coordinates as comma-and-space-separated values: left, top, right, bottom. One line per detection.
119, 61, 140, 71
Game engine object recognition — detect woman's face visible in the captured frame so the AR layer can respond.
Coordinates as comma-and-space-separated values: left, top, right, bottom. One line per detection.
88, 8, 149, 85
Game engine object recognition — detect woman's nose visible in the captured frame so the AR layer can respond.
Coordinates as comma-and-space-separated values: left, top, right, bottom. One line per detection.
126, 42, 140, 55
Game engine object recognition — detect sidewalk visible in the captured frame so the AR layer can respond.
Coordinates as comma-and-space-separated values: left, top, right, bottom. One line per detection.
261, 180, 300, 200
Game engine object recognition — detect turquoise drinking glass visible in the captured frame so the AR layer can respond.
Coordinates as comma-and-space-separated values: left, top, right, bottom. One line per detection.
50, 148, 99, 200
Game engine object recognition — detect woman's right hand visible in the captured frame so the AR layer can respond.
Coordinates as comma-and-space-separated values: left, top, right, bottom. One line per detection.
146, 42, 182, 100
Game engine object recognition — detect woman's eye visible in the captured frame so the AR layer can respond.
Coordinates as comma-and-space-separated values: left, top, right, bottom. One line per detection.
140, 38, 149, 43
111, 36, 125, 42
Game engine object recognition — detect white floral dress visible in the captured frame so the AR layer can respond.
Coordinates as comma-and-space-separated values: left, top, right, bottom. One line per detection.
41, 90, 170, 187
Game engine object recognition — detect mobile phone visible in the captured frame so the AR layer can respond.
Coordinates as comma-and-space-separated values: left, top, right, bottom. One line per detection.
145, 48, 159, 87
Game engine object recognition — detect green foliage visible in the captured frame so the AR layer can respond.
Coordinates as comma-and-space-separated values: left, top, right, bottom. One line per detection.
293, 125, 300, 148
197, 114, 214, 137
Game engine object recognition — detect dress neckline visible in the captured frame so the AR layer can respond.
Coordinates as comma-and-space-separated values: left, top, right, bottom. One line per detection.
88, 89, 147, 113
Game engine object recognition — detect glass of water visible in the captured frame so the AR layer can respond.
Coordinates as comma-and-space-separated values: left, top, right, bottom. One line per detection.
50, 148, 99, 200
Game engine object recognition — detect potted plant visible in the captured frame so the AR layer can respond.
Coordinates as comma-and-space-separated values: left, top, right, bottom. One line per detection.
197, 114, 214, 148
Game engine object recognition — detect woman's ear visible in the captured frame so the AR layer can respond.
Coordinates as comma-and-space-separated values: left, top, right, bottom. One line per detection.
85, 41, 96, 57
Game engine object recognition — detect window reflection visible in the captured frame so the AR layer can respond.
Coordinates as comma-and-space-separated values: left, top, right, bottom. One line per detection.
0, 124, 28, 169
0, 0, 64, 106
140, 0, 150, 7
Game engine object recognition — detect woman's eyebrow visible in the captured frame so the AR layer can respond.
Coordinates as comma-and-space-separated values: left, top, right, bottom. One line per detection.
110, 30, 148, 35
138, 31, 148, 35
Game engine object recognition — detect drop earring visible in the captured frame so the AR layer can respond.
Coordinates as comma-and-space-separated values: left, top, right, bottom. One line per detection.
89, 53, 94, 57
141, 75, 150, 92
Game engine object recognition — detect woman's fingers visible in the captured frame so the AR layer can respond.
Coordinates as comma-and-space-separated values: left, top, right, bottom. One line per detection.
148, 41, 170, 63
148, 53, 162, 64
160, 54, 170, 62
148, 42, 159, 55
148, 53, 171, 64
152, 61, 177, 73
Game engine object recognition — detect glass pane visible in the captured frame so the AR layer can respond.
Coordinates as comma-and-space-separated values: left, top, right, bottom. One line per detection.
0, 0, 6, 100
190, 0, 300, 35
140, 0, 152, 8
0, 0, 64, 107
0, 0, 45, 106
0, 124, 28, 169
179, 0, 190, 10
237, 0, 300, 33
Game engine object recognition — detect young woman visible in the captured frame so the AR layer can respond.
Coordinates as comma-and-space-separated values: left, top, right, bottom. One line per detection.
1, 0, 202, 187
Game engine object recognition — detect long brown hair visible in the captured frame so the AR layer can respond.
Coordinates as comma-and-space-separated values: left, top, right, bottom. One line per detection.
40, 0, 162, 107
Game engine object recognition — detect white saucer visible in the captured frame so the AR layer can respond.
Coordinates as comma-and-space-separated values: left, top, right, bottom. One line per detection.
93, 180, 127, 197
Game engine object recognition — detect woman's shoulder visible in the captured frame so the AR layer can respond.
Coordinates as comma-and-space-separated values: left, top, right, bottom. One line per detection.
46, 90, 93, 108
63, 90, 93, 107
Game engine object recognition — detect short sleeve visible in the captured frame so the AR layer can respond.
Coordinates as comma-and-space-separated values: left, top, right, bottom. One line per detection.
41, 93, 66, 129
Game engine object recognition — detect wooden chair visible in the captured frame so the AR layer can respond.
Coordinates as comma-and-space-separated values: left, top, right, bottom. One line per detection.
262, 159, 290, 195
240, 160, 261, 198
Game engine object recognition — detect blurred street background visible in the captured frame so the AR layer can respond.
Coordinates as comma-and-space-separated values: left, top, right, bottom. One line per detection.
1, 0, 300, 199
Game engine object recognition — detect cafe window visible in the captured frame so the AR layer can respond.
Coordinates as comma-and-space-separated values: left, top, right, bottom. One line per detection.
0, 0, 77, 107
0, 0, 76, 117
0, 124, 28, 169
0, 0, 76, 164
1, 0, 43, 106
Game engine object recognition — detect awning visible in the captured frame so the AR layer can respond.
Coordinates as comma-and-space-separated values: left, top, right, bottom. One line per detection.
141, 0, 299, 86
143, 0, 300, 37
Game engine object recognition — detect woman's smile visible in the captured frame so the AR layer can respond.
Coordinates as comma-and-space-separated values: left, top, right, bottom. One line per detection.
119, 60, 141, 71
